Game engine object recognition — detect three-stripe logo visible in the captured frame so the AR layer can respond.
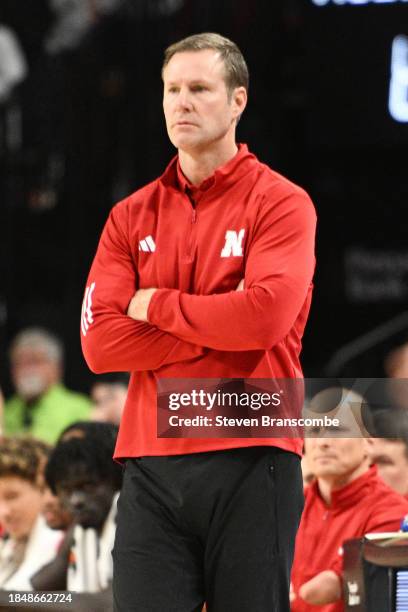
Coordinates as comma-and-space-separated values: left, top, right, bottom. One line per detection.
139, 235, 156, 252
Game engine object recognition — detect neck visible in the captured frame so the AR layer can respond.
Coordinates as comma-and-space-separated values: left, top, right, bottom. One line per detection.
317, 459, 371, 505
178, 139, 238, 186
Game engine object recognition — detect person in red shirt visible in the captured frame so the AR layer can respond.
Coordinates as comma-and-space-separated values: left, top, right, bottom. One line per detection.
81, 32, 316, 612
291, 435, 408, 612
368, 408, 408, 499
369, 437, 408, 498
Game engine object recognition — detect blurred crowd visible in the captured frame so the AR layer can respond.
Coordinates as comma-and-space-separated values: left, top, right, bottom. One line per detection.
1, 328, 408, 611
0, 326, 128, 610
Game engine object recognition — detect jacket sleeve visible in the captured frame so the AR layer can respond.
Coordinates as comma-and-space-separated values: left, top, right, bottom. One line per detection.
147, 189, 316, 351
80, 203, 204, 373
330, 494, 408, 578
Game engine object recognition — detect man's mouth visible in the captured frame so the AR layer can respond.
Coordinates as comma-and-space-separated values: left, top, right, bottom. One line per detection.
174, 121, 196, 127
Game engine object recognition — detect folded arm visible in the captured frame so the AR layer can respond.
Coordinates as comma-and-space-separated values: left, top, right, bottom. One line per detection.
81, 203, 204, 373
298, 570, 342, 606
130, 190, 316, 351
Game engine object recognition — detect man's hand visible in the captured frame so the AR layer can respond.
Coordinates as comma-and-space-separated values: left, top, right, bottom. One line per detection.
127, 288, 157, 322
298, 570, 342, 605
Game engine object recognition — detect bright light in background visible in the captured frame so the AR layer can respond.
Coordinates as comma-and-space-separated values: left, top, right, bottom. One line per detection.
389, 35, 408, 122
311, 0, 408, 5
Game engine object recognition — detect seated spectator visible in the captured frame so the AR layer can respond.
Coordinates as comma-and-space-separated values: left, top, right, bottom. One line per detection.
5, 327, 91, 443
369, 438, 408, 498
89, 373, 129, 425
0, 386, 4, 437
384, 342, 408, 409
291, 434, 408, 611
385, 342, 408, 379
31, 423, 121, 605
0, 23, 27, 105
0, 436, 62, 590
58, 419, 119, 445
368, 409, 408, 498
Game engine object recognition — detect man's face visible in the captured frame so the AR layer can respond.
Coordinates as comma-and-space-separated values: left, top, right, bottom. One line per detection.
162, 49, 246, 153
90, 383, 127, 425
0, 476, 44, 540
56, 471, 116, 531
304, 437, 369, 480
368, 439, 408, 496
11, 346, 59, 401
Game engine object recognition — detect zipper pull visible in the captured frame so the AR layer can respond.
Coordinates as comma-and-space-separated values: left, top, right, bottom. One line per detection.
192, 210, 197, 223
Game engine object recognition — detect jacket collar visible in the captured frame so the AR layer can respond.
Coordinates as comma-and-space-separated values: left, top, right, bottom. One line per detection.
160, 143, 259, 201
314, 465, 379, 511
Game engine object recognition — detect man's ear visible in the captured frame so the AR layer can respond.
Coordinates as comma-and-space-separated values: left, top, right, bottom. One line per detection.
231, 86, 247, 121
363, 437, 376, 460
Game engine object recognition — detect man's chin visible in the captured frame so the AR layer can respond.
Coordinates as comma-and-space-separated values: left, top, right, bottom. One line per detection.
77, 520, 100, 530
170, 134, 204, 152
73, 513, 100, 530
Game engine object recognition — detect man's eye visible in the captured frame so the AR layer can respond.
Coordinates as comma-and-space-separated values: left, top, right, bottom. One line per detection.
307, 426, 321, 436
81, 483, 97, 492
192, 85, 206, 92
4, 493, 19, 501
375, 458, 393, 466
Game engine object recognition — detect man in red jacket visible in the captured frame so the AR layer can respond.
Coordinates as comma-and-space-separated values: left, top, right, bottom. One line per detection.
291, 435, 408, 612
81, 32, 316, 611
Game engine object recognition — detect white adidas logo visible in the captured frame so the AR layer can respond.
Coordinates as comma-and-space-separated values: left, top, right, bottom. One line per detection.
139, 235, 156, 252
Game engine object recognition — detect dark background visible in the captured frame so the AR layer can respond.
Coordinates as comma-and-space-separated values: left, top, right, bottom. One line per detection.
1, 0, 408, 395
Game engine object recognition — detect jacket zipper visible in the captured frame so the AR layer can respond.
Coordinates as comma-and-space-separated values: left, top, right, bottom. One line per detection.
184, 203, 197, 262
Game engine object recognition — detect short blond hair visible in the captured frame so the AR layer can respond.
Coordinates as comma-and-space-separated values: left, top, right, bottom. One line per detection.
162, 32, 249, 94
0, 436, 51, 486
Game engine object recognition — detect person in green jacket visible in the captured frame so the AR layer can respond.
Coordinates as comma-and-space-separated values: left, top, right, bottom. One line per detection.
5, 327, 90, 444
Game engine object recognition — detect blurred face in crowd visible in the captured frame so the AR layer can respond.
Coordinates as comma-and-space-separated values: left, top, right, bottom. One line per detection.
304, 437, 370, 487
90, 383, 127, 425
368, 439, 408, 497
162, 49, 246, 154
56, 468, 116, 532
42, 487, 72, 531
11, 346, 60, 401
0, 476, 44, 540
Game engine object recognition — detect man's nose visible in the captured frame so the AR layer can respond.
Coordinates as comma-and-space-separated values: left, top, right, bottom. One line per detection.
315, 437, 331, 449
0, 501, 10, 521
175, 87, 193, 110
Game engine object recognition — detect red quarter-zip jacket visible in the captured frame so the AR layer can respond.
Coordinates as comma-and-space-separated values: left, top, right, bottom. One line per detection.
291, 466, 408, 612
80, 144, 316, 459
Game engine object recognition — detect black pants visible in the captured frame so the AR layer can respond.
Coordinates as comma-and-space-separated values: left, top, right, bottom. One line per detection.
113, 446, 303, 612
